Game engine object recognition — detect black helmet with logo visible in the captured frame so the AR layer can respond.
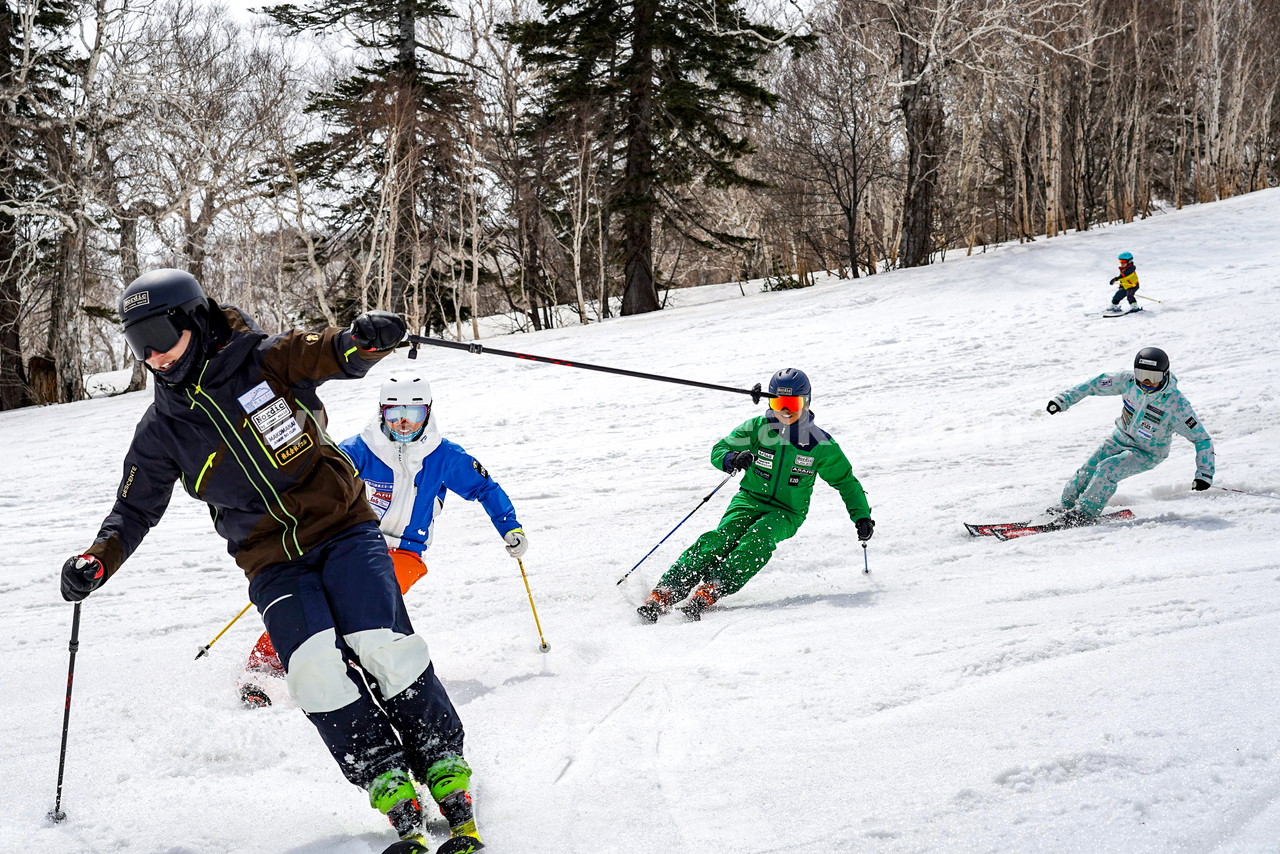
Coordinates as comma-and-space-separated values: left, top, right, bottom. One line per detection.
1133, 346, 1169, 393
118, 269, 210, 360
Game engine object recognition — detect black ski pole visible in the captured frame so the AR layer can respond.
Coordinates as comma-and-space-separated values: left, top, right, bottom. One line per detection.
406, 335, 770, 403
861, 541, 870, 574
48, 602, 82, 824
616, 473, 735, 586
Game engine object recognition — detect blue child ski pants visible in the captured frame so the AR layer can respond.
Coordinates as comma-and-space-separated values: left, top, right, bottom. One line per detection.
1061, 435, 1162, 516
248, 520, 464, 788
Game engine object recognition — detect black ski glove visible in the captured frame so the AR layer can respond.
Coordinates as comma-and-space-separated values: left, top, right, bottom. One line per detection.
61, 555, 105, 602
723, 451, 755, 473
1193, 478, 1211, 491
1046, 400, 1062, 414
856, 518, 875, 542
349, 310, 406, 351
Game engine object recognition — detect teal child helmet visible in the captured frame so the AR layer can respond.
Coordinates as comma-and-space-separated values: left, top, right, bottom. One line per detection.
1118, 251, 1133, 262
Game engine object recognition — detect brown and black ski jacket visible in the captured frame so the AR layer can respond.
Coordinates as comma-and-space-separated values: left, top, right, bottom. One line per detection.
87, 307, 392, 579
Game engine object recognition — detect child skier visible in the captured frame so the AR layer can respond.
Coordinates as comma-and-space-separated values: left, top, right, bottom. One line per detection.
637, 368, 874, 622
1045, 346, 1215, 525
240, 373, 528, 710
1104, 251, 1141, 314
59, 269, 481, 851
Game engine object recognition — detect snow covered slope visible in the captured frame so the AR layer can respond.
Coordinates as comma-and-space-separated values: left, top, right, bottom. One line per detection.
4, 190, 1280, 854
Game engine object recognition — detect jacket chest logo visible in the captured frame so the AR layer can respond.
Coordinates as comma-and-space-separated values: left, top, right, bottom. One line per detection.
237, 380, 304, 452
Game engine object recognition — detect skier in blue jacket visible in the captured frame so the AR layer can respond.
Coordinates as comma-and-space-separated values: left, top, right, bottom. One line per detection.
1046, 346, 1215, 524
339, 373, 527, 561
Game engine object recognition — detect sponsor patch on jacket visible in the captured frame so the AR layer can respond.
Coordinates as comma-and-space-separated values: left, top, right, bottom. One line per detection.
1137, 424, 1155, 440
251, 399, 291, 434
1145, 404, 1165, 421
1100, 378, 1114, 388
238, 381, 275, 414
264, 417, 303, 450
303, 332, 321, 343
1185, 417, 1197, 429
122, 292, 149, 313
274, 432, 312, 465
472, 459, 490, 479
795, 454, 814, 466
791, 466, 815, 477
756, 457, 774, 470
757, 448, 775, 460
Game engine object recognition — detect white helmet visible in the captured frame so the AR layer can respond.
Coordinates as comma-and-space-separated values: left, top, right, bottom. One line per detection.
379, 374, 433, 443
380, 374, 432, 406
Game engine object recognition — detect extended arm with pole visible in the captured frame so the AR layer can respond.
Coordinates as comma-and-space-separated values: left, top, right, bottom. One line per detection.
406, 335, 771, 403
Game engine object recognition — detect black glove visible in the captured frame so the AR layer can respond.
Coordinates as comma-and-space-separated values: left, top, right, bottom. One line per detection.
724, 451, 755, 473
1193, 478, 1211, 491
1046, 400, 1062, 414
856, 518, 875, 541
61, 555, 105, 602
349, 310, 406, 351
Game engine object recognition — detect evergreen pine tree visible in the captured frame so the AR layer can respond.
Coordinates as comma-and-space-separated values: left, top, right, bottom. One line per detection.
264, 0, 465, 325
505, 0, 792, 314
0, 0, 78, 409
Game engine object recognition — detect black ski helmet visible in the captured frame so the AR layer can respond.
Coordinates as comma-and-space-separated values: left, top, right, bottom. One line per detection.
1134, 346, 1169, 373
769, 368, 812, 400
118, 269, 210, 359
1133, 346, 1170, 392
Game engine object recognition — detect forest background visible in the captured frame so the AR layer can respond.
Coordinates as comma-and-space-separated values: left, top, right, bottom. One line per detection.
2, 0, 1276, 409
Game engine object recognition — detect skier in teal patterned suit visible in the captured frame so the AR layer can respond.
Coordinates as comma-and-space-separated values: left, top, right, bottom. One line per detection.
1045, 346, 1215, 524
637, 368, 874, 622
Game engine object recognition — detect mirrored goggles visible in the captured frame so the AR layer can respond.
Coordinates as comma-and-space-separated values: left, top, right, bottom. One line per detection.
382, 404, 429, 425
1134, 368, 1165, 389
123, 313, 184, 360
769, 395, 807, 413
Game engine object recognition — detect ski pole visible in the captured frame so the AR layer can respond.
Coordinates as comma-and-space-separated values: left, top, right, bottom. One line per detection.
1211, 486, 1280, 501
48, 603, 82, 824
861, 542, 870, 574
616, 473, 735, 586
195, 602, 253, 660
406, 334, 770, 403
516, 558, 550, 653
1136, 294, 1162, 303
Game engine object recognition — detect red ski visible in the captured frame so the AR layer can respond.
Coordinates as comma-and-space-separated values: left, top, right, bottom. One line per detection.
992, 509, 1136, 540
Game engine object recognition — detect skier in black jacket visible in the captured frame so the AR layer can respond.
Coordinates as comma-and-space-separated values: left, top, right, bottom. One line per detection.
59, 269, 483, 851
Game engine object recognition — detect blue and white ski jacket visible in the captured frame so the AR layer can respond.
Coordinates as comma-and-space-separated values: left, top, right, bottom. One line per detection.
1052, 371, 1215, 481
338, 414, 521, 556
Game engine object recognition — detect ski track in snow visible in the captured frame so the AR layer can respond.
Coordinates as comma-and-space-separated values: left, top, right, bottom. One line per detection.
4, 189, 1280, 853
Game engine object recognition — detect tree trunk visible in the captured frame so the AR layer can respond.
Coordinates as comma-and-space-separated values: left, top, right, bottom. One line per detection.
897, 31, 944, 267
620, 0, 660, 315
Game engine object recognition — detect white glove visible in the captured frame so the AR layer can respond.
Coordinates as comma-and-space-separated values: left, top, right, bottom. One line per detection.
503, 528, 528, 558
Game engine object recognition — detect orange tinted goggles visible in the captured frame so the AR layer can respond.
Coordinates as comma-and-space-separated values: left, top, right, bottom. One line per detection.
768, 395, 806, 412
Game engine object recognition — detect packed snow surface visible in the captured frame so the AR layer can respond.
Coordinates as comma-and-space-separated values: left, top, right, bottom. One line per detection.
4, 190, 1280, 854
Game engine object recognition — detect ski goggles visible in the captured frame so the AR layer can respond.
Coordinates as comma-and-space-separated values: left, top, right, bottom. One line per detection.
1134, 368, 1165, 390
768, 395, 807, 413
382, 404, 429, 425
123, 312, 185, 360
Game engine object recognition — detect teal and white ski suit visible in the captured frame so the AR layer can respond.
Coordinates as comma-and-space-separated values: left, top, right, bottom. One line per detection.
1051, 371, 1214, 515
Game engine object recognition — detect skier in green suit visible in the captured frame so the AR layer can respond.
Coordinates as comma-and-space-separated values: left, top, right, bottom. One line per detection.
637, 368, 874, 622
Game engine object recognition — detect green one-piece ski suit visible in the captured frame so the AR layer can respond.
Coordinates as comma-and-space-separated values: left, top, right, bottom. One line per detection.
655, 411, 871, 601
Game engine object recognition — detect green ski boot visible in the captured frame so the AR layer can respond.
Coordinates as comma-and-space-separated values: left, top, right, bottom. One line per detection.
425, 756, 484, 847
368, 768, 425, 841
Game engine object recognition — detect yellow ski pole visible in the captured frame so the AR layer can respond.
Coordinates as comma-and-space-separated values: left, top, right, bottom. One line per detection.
1136, 293, 1163, 303
195, 602, 253, 660
517, 559, 550, 653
